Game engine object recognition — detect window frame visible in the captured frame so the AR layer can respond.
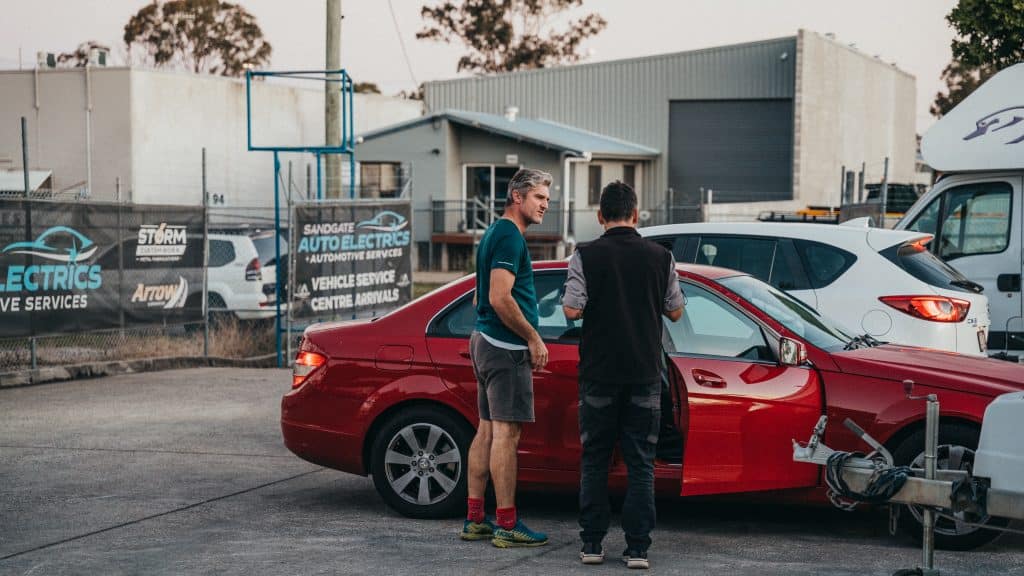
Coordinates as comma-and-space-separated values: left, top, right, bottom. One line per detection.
359, 162, 402, 198
663, 279, 780, 365
933, 181, 1014, 261
792, 239, 858, 289
425, 271, 582, 344
208, 239, 237, 268
587, 165, 603, 206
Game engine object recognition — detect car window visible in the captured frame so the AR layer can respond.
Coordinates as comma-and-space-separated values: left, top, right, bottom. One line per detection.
664, 281, 772, 361
209, 240, 235, 267
769, 240, 809, 291
695, 236, 775, 283
906, 195, 941, 237
252, 233, 287, 266
648, 235, 692, 263
429, 272, 581, 341
794, 240, 857, 289
937, 182, 1012, 260
880, 240, 977, 294
720, 275, 853, 352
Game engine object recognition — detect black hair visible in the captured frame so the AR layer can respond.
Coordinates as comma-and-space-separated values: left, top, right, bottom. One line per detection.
599, 180, 637, 222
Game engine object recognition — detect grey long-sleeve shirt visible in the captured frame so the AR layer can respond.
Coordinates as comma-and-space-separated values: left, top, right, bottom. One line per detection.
562, 250, 685, 314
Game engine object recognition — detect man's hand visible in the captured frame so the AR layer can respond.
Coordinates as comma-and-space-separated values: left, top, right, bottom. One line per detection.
528, 336, 549, 371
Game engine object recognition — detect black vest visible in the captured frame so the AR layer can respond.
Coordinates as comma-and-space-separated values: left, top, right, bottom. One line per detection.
577, 226, 672, 384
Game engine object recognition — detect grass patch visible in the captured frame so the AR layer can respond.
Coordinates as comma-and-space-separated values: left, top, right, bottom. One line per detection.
413, 282, 445, 299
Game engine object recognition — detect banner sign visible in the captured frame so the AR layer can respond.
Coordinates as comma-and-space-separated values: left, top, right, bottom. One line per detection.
291, 201, 412, 319
0, 200, 204, 338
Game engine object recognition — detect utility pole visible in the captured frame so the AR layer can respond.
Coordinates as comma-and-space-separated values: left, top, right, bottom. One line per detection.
325, 0, 343, 198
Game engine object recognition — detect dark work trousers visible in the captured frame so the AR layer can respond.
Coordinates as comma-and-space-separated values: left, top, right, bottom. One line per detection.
578, 377, 661, 551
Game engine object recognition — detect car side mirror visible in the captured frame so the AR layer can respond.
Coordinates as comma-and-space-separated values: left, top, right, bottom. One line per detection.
779, 337, 807, 366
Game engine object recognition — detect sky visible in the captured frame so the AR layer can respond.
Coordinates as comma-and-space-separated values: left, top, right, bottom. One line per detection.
0, 0, 960, 132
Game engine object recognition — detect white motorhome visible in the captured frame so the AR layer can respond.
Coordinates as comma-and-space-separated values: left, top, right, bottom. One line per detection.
897, 63, 1024, 356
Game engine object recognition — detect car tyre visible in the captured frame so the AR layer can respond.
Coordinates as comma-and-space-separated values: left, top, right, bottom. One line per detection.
370, 407, 472, 519
892, 423, 1008, 550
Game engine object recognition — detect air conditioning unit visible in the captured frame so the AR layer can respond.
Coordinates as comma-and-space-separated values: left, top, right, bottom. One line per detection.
88, 47, 109, 67
36, 51, 56, 69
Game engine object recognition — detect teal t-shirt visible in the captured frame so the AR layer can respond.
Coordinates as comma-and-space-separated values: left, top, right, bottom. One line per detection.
474, 218, 538, 345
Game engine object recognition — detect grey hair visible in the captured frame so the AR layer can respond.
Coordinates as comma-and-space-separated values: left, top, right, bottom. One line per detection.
507, 168, 552, 200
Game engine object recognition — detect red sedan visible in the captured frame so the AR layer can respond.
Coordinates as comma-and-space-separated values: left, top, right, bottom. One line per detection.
282, 261, 1024, 550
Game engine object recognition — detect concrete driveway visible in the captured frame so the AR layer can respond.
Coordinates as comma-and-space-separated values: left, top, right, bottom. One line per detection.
1, 368, 1022, 575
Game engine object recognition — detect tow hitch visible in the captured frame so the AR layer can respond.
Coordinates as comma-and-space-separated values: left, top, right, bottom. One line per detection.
793, 382, 1024, 575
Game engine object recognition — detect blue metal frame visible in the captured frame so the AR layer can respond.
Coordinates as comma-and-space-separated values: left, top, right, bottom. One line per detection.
245, 69, 359, 366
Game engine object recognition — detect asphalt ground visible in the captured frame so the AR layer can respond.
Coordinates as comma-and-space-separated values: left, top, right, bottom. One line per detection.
1, 367, 1022, 575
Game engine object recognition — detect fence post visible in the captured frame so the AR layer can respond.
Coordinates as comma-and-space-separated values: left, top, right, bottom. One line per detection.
21, 116, 30, 197
29, 337, 37, 370
202, 147, 210, 358
880, 156, 889, 229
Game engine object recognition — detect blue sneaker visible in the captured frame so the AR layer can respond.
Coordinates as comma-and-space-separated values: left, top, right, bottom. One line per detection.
460, 518, 496, 541
491, 519, 549, 548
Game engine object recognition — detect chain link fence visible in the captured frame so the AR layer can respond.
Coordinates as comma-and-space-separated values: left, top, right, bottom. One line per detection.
0, 199, 289, 374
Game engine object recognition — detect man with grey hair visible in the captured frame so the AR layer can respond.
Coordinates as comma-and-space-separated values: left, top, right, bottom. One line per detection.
460, 168, 551, 548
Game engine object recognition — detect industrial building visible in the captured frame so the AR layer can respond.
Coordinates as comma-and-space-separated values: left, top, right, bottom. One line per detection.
356, 30, 917, 269
0, 67, 423, 207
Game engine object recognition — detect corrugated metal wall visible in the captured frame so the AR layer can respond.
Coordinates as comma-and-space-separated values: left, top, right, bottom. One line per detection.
425, 37, 797, 207
669, 99, 794, 206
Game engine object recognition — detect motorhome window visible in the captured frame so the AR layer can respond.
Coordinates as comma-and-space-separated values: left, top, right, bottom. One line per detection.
906, 196, 941, 237
938, 182, 1012, 259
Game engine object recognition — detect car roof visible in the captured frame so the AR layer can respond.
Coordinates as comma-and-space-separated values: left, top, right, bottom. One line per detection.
533, 259, 744, 281
638, 221, 928, 251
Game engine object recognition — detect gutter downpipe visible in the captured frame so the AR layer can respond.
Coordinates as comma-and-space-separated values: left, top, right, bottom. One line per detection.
560, 150, 591, 258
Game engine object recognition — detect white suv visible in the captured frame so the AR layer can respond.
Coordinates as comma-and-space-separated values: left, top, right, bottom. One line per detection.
640, 222, 991, 356
207, 232, 286, 320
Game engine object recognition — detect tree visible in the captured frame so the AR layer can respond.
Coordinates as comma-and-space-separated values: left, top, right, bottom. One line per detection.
933, 0, 1023, 117
417, 0, 607, 74
397, 84, 425, 100
930, 61, 997, 118
354, 82, 382, 94
947, 0, 1024, 70
123, 0, 271, 77
57, 41, 112, 67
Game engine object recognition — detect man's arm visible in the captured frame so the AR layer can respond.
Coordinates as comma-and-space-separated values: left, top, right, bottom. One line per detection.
562, 251, 586, 321
664, 254, 685, 322
490, 268, 548, 370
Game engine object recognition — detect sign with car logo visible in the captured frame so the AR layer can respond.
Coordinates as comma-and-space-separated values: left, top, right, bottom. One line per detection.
0, 199, 205, 338
291, 200, 413, 319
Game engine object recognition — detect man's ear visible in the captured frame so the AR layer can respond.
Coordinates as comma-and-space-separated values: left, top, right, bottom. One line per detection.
630, 208, 639, 224
597, 210, 606, 225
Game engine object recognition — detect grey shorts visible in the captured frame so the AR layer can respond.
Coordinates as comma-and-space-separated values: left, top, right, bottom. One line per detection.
470, 331, 535, 423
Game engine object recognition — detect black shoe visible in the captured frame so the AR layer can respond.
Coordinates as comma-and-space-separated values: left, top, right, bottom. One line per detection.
579, 542, 604, 565
622, 548, 649, 570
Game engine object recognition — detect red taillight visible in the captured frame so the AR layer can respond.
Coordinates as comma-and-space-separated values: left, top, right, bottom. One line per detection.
292, 351, 326, 389
245, 258, 261, 281
879, 295, 970, 323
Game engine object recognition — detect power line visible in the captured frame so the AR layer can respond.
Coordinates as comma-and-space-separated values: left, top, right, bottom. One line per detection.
387, 0, 419, 90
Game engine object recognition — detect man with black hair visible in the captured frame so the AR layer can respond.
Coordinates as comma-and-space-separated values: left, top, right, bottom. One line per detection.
460, 168, 551, 549
562, 180, 684, 569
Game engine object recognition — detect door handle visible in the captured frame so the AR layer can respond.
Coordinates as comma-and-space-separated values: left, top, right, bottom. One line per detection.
458, 347, 472, 359
692, 369, 726, 388
997, 274, 1021, 292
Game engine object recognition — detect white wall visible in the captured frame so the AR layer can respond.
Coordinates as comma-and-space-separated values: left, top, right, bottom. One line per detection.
0, 68, 133, 198
794, 30, 917, 207
0, 67, 423, 206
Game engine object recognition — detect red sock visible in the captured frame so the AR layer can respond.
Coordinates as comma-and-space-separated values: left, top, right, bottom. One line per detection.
467, 497, 485, 523
496, 507, 517, 530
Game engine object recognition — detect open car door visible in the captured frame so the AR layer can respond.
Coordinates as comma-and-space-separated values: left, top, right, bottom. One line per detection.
665, 280, 822, 497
